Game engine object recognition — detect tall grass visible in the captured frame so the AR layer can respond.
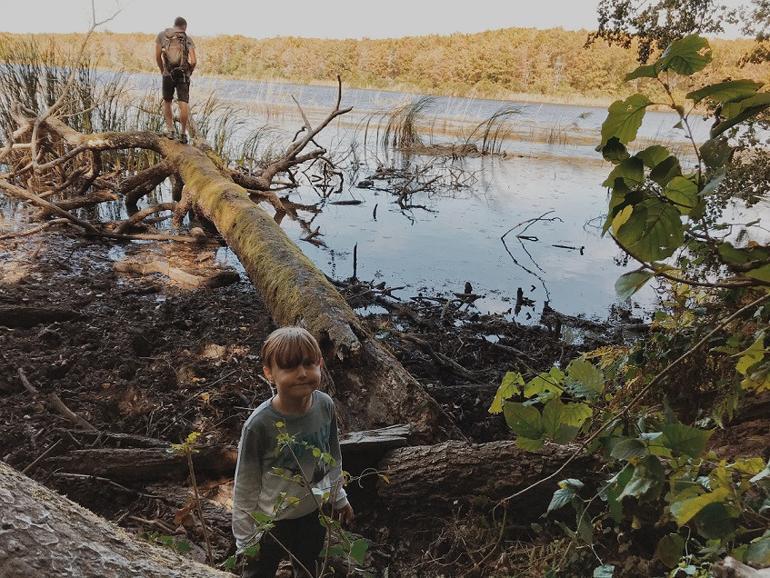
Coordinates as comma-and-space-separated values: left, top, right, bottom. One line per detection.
378, 96, 436, 150
0, 36, 129, 138
464, 105, 520, 155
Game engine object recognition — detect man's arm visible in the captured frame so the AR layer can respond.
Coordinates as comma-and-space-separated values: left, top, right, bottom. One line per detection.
187, 45, 197, 75
155, 41, 164, 75
232, 424, 263, 550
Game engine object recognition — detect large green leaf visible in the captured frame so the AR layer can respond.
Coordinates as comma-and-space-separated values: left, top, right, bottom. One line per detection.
661, 422, 712, 458
503, 403, 544, 439
670, 487, 729, 525
747, 264, 770, 283
611, 437, 649, 461
625, 64, 658, 81
560, 402, 593, 428
566, 358, 605, 398
524, 367, 565, 399
655, 533, 685, 568
746, 531, 770, 566
349, 539, 369, 565
636, 145, 671, 169
600, 94, 652, 147
616, 198, 684, 262
694, 502, 737, 539
489, 371, 524, 414
718, 242, 751, 265
736, 332, 765, 376
615, 270, 654, 299
663, 176, 698, 215
712, 92, 770, 138
649, 156, 682, 186
542, 398, 581, 443
721, 92, 770, 120
601, 137, 630, 163
618, 455, 665, 500
606, 465, 634, 522
657, 35, 712, 75
687, 79, 763, 104
602, 156, 644, 188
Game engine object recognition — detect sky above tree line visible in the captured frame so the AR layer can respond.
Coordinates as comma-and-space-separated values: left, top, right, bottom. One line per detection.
0, 0, 747, 39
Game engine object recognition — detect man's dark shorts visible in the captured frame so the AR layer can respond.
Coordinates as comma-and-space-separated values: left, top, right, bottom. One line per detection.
162, 73, 190, 103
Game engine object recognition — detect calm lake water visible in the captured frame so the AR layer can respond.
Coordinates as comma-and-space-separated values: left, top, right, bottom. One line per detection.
9, 73, 766, 324
168, 76, 715, 322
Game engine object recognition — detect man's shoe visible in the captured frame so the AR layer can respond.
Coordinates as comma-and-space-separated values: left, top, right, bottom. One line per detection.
179, 134, 188, 144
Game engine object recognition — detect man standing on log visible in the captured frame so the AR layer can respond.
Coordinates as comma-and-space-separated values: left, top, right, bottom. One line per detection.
155, 16, 196, 144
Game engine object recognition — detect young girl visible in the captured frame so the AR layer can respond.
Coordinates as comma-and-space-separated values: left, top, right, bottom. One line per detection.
232, 327, 354, 578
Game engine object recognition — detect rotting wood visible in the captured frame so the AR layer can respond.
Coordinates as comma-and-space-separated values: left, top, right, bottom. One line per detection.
0, 461, 232, 578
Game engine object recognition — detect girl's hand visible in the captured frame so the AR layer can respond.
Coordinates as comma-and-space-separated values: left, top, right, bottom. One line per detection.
335, 503, 355, 526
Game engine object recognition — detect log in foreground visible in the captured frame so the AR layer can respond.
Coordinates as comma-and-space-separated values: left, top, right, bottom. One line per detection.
0, 462, 231, 578
43, 426, 412, 483
377, 441, 600, 517
41, 115, 456, 442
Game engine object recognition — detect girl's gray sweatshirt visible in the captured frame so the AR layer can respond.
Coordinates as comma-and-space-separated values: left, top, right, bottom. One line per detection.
231, 390, 349, 550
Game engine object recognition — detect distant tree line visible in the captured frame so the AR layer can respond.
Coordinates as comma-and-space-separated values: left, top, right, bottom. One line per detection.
2, 28, 769, 102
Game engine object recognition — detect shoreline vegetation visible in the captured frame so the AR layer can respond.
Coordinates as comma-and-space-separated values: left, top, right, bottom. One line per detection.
1, 28, 768, 107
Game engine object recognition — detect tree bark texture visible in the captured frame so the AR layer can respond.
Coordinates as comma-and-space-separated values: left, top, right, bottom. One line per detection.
0, 461, 231, 578
377, 441, 599, 517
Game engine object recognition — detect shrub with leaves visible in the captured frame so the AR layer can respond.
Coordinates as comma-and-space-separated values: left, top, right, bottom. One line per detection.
491, 35, 770, 577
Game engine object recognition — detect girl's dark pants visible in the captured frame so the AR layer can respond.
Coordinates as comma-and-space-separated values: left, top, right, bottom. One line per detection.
243, 511, 326, 578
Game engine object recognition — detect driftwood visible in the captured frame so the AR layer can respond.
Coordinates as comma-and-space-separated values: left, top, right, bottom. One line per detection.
0, 461, 231, 578
113, 259, 240, 289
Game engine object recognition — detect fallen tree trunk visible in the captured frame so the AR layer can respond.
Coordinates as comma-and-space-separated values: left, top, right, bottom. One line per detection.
45, 446, 238, 483
41, 111, 456, 442
43, 437, 595, 524
0, 461, 231, 577
377, 441, 599, 518
43, 426, 412, 483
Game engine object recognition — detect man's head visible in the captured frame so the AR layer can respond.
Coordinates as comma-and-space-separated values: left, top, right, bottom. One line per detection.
173, 16, 187, 31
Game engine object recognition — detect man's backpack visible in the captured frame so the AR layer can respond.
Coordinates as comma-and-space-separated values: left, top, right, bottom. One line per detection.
162, 29, 189, 77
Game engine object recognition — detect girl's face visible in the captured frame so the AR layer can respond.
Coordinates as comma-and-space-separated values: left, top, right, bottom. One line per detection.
264, 357, 322, 401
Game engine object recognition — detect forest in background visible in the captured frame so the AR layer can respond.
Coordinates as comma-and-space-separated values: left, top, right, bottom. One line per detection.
3, 27, 770, 104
